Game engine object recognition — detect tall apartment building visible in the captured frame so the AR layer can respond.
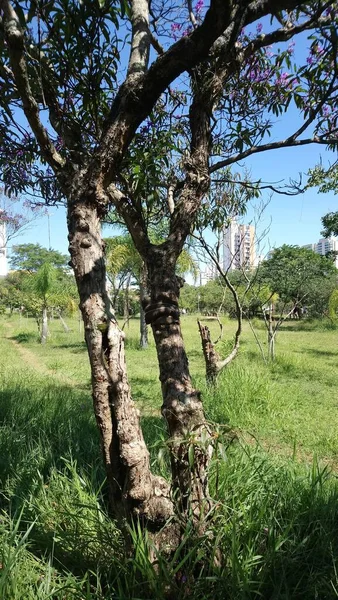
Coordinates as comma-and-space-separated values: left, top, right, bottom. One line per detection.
303, 237, 338, 268
199, 262, 217, 286
0, 222, 7, 277
222, 219, 256, 272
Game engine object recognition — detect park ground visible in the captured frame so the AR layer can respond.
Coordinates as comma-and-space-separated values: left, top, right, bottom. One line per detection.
1, 313, 338, 598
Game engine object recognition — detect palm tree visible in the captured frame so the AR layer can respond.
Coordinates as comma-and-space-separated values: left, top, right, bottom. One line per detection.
32, 262, 57, 344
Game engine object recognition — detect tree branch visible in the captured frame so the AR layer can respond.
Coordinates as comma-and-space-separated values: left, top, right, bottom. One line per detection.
127, 0, 151, 80
106, 183, 151, 257
1, 0, 65, 172
210, 135, 337, 172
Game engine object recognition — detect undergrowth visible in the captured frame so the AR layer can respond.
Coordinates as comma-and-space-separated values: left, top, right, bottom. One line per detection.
1, 316, 338, 598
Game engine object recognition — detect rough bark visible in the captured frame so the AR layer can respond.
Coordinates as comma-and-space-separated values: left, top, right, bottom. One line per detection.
67, 197, 173, 529
139, 263, 148, 349
144, 248, 210, 517
197, 319, 240, 383
197, 321, 221, 383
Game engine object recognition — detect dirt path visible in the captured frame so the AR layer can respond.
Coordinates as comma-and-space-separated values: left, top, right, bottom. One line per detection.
3, 321, 78, 387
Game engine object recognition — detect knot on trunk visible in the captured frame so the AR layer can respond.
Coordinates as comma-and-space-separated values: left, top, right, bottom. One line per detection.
143, 300, 180, 325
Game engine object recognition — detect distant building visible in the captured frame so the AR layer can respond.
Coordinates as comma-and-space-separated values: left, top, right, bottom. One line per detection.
302, 237, 338, 268
222, 219, 256, 272
0, 222, 7, 277
199, 262, 217, 286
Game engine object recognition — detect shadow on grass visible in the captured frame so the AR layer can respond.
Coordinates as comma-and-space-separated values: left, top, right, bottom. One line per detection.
11, 331, 38, 343
0, 375, 166, 509
56, 342, 87, 352
302, 348, 338, 358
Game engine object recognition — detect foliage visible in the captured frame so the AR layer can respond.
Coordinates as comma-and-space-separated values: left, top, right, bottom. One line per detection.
258, 244, 337, 316
321, 211, 338, 237
1, 316, 338, 597
329, 288, 338, 321
10, 243, 69, 272
307, 163, 338, 237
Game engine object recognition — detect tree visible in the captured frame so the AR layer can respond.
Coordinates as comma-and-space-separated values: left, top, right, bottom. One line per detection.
106, 233, 198, 347
9, 243, 69, 272
307, 163, 338, 237
0, 0, 338, 543
0, 188, 40, 243
31, 262, 57, 343
259, 245, 337, 316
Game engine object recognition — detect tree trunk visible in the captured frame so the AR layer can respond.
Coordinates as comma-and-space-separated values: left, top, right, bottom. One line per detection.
139, 263, 148, 349
123, 273, 131, 327
267, 310, 275, 360
144, 249, 210, 518
40, 306, 48, 344
67, 199, 173, 530
59, 311, 71, 332
197, 321, 219, 383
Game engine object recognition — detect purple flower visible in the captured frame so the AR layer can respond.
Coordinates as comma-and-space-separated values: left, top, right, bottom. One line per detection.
307, 55, 314, 66
287, 41, 295, 55
171, 22, 182, 40
322, 105, 331, 117
195, 0, 204, 14
256, 22, 263, 34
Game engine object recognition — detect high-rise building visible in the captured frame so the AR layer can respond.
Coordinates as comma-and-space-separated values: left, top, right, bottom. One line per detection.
222, 219, 256, 272
199, 262, 217, 286
0, 222, 7, 277
302, 237, 338, 268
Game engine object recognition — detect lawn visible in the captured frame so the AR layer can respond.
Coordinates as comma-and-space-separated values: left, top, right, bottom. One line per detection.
1, 313, 338, 598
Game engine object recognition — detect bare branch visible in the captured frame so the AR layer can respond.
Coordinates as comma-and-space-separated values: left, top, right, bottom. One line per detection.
210, 135, 337, 172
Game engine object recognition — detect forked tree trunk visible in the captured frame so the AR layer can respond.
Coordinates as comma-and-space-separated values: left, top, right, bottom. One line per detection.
144, 249, 210, 518
139, 263, 148, 349
40, 306, 48, 344
67, 199, 173, 531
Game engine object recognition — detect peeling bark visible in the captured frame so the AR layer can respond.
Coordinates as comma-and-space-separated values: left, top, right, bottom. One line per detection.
67, 198, 173, 530
198, 319, 240, 384
144, 249, 210, 518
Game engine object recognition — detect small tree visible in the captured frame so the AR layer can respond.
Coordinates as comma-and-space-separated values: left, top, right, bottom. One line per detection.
29, 262, 57, 343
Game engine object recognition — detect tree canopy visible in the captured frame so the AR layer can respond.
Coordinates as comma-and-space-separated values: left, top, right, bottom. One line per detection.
258, 244, 337, 315
9, 243, 69, 272
1, 0, 338, 537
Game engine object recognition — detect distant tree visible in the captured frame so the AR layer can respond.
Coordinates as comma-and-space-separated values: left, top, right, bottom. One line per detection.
329, 289, 338, 321
259, 245, 337, 317
321, 211, 338, 238
307, 163, 338, 237
0, 188, 40, 243
30, 263, 58, 343
10, 243, 69, 272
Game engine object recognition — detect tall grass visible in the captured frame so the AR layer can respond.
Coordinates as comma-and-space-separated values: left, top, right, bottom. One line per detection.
1, 316, 338, 598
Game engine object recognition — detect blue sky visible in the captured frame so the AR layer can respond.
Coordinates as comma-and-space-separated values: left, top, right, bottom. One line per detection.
8, 141, 337, 261
5, 13, 338, 262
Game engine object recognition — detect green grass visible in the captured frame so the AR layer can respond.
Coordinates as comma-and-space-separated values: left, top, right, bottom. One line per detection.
1, 313, 338, 598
